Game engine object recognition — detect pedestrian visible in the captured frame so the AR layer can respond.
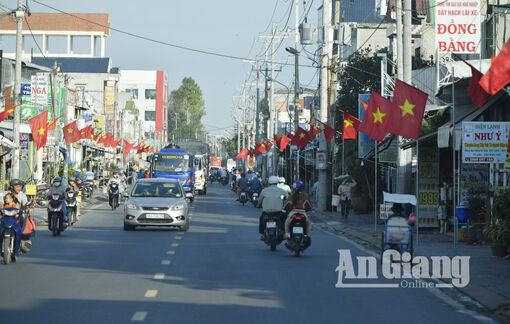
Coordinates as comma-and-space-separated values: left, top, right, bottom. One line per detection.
337, 176, 357, 220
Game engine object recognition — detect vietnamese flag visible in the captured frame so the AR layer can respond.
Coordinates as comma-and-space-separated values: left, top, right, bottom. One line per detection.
28, 110, 48, 150
104, 133, 114, 148
358, 99, 368, 111
63, 120, 80, 144
265, 140, 273, 152
453, 54, 489, 108
387, 79, 428, 139
274, 134, 282, 148
279, 134, 291, 152
359, 91, 395, 141
256, 142, 266, 154
111, 138, 122, 149
0, 103, 21, 122
239, 148, 248, 160
318, 122, 336, 143
78, 125, 93, 140
122, 140, 134, 154
293, 127, 310, 149
47, 115, 63, 131
340, 111, 361, 140
306, 122, 322, 140
479, 37, 510, 95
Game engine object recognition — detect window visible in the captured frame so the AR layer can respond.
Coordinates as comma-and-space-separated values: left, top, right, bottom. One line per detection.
126, 88, 138, 99
145, 110, 156, 121
145, 89, 156, 100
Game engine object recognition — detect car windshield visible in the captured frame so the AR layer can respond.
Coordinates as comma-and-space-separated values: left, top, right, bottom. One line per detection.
131, 182, 183, 198
152, 154, 191, 172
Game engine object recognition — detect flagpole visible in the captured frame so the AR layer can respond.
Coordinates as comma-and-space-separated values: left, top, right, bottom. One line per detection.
452, 65, 457, 251
342, 138, 345, 175
375, 140, 378, 233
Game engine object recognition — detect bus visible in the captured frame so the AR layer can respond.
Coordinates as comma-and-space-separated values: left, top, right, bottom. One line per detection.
150, 148, 194, 199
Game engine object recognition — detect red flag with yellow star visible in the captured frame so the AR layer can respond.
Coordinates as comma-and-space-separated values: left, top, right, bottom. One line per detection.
239, 148, 248, 160
388, 79, 428, 139
293, 127, 310, 149
28, 110, 48, 150
265, 139, 273, 152
78, 125, 93, 140
0, 104, 21, 122
256, 141, 267, 154
359, 91, 395, 141
318, 122, 336, 143
47, 115, 63, 131
63, 120, 80, 144
279, 134, 291, 152
340, 111, 361, 140
306, 122, 322, 140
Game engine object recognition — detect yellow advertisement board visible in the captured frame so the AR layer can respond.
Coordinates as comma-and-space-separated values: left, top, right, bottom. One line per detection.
104, 85, 115, 115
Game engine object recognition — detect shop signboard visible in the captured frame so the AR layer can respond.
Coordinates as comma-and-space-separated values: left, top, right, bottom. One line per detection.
462, 122, 510, 163
417, 147, 439, 228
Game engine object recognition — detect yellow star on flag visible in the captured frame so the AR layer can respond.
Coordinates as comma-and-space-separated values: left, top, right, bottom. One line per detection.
344, 118, 354, 127
68, 128, 74, 133
299, 133, 306, 139
38, 127, 45, 135
7, 108, 14, 114
399, 98, 415, 117
372, 107, 386, 124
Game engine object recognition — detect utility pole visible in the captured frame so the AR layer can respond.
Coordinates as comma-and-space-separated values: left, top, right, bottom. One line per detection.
293, 0, 300, 182
403, 0, 412, 84
318, 0, 330, 212
11, 0, 24, 179
396, 0, 403, 80
63, 76, 70, 176
50, 61, 58, 178
255, 61, 260, 143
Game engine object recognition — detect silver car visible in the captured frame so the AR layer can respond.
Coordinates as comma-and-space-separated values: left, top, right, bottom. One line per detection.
123, 178, 191, 231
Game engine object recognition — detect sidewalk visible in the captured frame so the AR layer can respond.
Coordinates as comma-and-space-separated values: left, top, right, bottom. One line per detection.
310, 209, 510, 319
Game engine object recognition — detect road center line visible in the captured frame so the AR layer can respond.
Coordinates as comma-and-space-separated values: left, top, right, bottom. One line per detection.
171, 243, 179, 247
174, 236, 182, 240
166, 250, 175, 255
131, 312, 147, 321
144, 290, 158, 298
154, 273, 165, 280
161, 260, 171, 265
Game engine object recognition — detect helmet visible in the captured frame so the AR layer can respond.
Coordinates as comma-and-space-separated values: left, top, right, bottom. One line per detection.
268, 176, 279, 185
278, 177, 286, 184
53, 177, 62, 186
9, 179, 23, 187
293, 180, 305, 192
113, 170, 118, 174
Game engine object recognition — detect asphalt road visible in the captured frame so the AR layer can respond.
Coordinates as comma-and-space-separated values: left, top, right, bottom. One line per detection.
0, 183, 491, 323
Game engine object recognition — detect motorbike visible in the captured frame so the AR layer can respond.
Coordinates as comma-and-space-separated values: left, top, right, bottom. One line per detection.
65, 190, 78, 226
285, 211, 311, 257
262, 212, 284, 251
239, 191, 248, 206
108, 183, 120, 210
35, 183, 49, 207
48, 194, 65, 236
209, 174, 217, 183
250, 189, 260, 207
84, 180, 94, 198
221, 175, 228, 186
0, 208, 22, 264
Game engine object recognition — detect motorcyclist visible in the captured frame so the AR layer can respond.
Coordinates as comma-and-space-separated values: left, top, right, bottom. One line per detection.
47, 177, 68, 225
108, 171, 123, 206
277, 177, 292, 195
0, 179, 30, 252
257, 176, 288, 236
249, 175, 262, 192
283, 180, 313, 237
236, 173, 250, 201
66, 176, 81, 219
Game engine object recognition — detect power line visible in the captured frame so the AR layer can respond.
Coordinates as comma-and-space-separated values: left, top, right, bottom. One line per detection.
30, 0, 314, 68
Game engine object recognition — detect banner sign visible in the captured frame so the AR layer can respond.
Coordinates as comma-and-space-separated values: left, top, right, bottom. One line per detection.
435, 0, 481, 54
417, 147, 439, 228
462, 122, 510, 163
358, 93, 374, 158
104, 85, 115, 115
30, 74, 49, 107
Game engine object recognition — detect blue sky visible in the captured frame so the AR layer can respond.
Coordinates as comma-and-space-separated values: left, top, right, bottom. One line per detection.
23, 0, 321, 135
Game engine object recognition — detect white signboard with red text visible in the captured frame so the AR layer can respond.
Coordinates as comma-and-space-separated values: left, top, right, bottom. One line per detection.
462, 122, 510, 163
435, 0, 481, 54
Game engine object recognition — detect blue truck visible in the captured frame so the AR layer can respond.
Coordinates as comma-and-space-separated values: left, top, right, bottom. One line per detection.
150, 148, 195, 200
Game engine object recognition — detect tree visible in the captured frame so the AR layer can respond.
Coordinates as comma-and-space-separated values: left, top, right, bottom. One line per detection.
221, 136, 238, 158
168, 77, 206, 141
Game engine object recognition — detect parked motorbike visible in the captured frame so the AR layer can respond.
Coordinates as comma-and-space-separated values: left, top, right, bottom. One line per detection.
48, 194, 65, 236
0, 208, 22, 264
65, 190, 78, 226
262, 212, 284, 251
108, 183, 120, 210
35, 183, 49, 207
285, 211, 311, 257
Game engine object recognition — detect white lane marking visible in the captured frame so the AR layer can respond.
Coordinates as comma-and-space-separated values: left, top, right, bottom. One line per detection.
154, 273, 165, 280
131, 312, 147, 321
144, 290, 158, 298
174, 236, 182, 240
171, 243, 179, 247
161, 260, 171, 265
166, 250, 175, 255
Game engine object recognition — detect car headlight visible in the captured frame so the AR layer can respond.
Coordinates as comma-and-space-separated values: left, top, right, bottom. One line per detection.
170, 202, 186, 211
127, 203, 138, 210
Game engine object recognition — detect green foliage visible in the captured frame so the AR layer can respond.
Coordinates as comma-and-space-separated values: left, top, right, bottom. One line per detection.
168, 77, 206, 140
221, 136, 238, 158
484, 217, 510, 246
494, 188, 510, 220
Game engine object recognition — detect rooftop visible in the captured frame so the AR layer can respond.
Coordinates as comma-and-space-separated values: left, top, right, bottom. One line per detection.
32, 57, 111, 73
